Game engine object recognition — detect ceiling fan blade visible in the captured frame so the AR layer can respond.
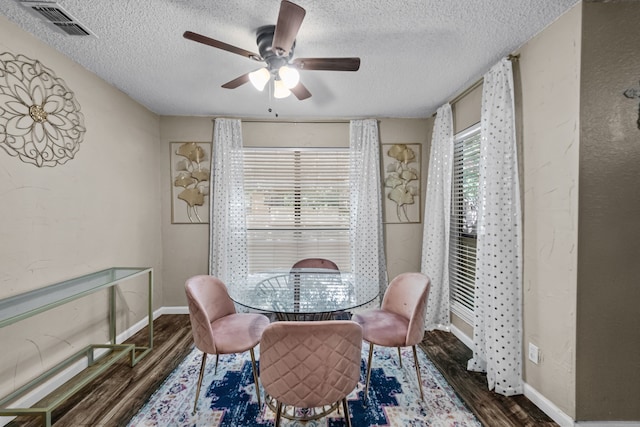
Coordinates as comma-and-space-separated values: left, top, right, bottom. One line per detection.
272, 0, 306, 56
221, 73, 250, 89
183, 31, 262, 61
290, 81, 312, 100
292, 57, 361, 72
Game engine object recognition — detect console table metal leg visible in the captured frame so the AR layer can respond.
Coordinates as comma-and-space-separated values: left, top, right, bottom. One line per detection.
109, 285, 117, 345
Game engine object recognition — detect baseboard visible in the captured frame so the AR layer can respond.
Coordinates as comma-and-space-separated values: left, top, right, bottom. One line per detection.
522, 382, 575, 427
450, 323, 474, 349
0, 307, 168, 427
448, 324, 581, 427
156, 306, 189, 315
575, 423, 640, 427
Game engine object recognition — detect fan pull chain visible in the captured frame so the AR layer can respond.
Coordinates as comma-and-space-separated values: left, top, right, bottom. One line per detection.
267, 80, 279, 117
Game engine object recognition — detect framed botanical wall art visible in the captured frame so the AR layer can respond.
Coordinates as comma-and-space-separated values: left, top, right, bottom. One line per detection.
170, 142, 211, 224
382, 143, 421, 224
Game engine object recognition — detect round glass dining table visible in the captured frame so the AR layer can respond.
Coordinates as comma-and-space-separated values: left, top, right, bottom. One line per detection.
228, 268, 380, 321
229, 268, 380, 420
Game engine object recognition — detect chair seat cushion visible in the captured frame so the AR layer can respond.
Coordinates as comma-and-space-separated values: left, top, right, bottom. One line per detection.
210, 313, 269, 354
352, 309, 409, 347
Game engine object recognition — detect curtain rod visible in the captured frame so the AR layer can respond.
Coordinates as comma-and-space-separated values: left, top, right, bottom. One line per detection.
211, 118, 353, 124
447, 54, 520, 108
241, 120, 350, 124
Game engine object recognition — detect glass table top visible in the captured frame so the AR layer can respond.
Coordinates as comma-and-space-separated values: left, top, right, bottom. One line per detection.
229, 269, 379, 315
0, 267, 152, 328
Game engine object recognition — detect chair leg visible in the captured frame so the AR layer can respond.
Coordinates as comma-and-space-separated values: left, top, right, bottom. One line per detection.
364, 342, 374, 402
342, 397, 351, 427
214, 354, 219, 374
249, 348, 262, 406
397, 347, 403, 368
274, 401, 283, 427
412, 345, 424, 401
193, 352, 207, 414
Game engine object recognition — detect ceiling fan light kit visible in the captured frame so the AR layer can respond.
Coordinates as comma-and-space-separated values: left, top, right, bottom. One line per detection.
248, 67, 270, 91
273, 79, 291, 99
278, 66, 299, 89
248, 65, 299, 97
183, 0, 360, 102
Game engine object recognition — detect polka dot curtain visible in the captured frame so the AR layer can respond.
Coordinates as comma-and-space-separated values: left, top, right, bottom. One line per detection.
421, 103, 454, 331
349, 119, 387, 304
209, 118, 248, 286
467, 58, 523, 396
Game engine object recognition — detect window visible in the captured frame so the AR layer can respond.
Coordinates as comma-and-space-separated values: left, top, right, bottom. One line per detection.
243, 148, 351, 273
449, 124, 480, 324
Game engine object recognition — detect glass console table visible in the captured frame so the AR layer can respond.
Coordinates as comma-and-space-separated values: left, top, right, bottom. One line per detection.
0, 267, 153, 427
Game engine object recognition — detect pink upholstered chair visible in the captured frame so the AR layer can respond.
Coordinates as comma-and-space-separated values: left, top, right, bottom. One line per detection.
352, 272, 431, 401
185, 275, 270, 413
259, 321, 362, 427
290, 258, 339, 271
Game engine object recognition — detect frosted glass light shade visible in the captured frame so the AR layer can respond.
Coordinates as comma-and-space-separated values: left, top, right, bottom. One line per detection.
273, 79, 291, 98
278, 66, 300, 89
249, 68, 270, 91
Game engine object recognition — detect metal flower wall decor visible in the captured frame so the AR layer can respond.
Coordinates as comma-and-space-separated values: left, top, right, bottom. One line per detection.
171, 142, 210, 223
0, 52, 86, 167
382, 143, 421, 223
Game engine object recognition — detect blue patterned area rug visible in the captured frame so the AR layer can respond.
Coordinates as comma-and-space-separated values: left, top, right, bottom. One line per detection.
127, 345, 480, 426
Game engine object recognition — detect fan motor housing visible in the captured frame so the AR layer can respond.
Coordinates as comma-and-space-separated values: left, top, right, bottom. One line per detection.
256, 25, 294, 71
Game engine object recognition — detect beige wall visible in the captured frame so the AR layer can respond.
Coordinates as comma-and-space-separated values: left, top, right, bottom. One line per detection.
576, 1, 640, 420
0, 16, 163, 399
518, 4, 582, 418
160, 117, 432, 306
452, 84, 483, 134
379, 119, 433, 280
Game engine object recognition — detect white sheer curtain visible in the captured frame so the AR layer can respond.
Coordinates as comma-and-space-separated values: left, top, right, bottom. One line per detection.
467, 58, 523, 396
208, 118, 248, 286
349, 119, 387, 300
421, 103, 454, 330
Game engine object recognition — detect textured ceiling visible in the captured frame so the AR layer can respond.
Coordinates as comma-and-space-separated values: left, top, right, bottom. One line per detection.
0, 0, 580, 119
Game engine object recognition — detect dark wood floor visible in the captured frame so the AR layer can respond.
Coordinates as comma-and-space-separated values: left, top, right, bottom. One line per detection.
6, 314, 556, 426
419, 331, 557, 427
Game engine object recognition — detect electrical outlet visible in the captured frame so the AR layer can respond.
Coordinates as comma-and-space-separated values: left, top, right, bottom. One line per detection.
528, 343, 539, 364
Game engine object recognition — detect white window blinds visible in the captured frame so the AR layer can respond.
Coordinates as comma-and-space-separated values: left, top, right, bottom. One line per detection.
243, 148, 351, 273
449, 124, 480, 324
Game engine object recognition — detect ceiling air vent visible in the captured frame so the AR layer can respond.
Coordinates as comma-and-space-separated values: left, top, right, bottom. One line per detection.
19, 1, 95, 37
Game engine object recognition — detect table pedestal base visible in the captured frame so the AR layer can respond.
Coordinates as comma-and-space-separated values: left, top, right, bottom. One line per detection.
264, 394, 340, 421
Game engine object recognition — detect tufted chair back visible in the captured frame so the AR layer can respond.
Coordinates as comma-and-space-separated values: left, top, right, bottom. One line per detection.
260, 321, 362, 410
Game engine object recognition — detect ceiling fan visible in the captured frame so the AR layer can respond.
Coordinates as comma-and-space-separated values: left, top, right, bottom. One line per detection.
183, 0, 360, 101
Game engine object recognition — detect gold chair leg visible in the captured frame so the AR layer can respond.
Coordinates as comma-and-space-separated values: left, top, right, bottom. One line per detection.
274, 401, 283, 427
412, 345, 424, 401
364, 342, 374, 402
397, 347, 403, 368
214, 354, 219, 374
342, 397, 351, 427
193, 352, 207, 414
249, 348, 262, 406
